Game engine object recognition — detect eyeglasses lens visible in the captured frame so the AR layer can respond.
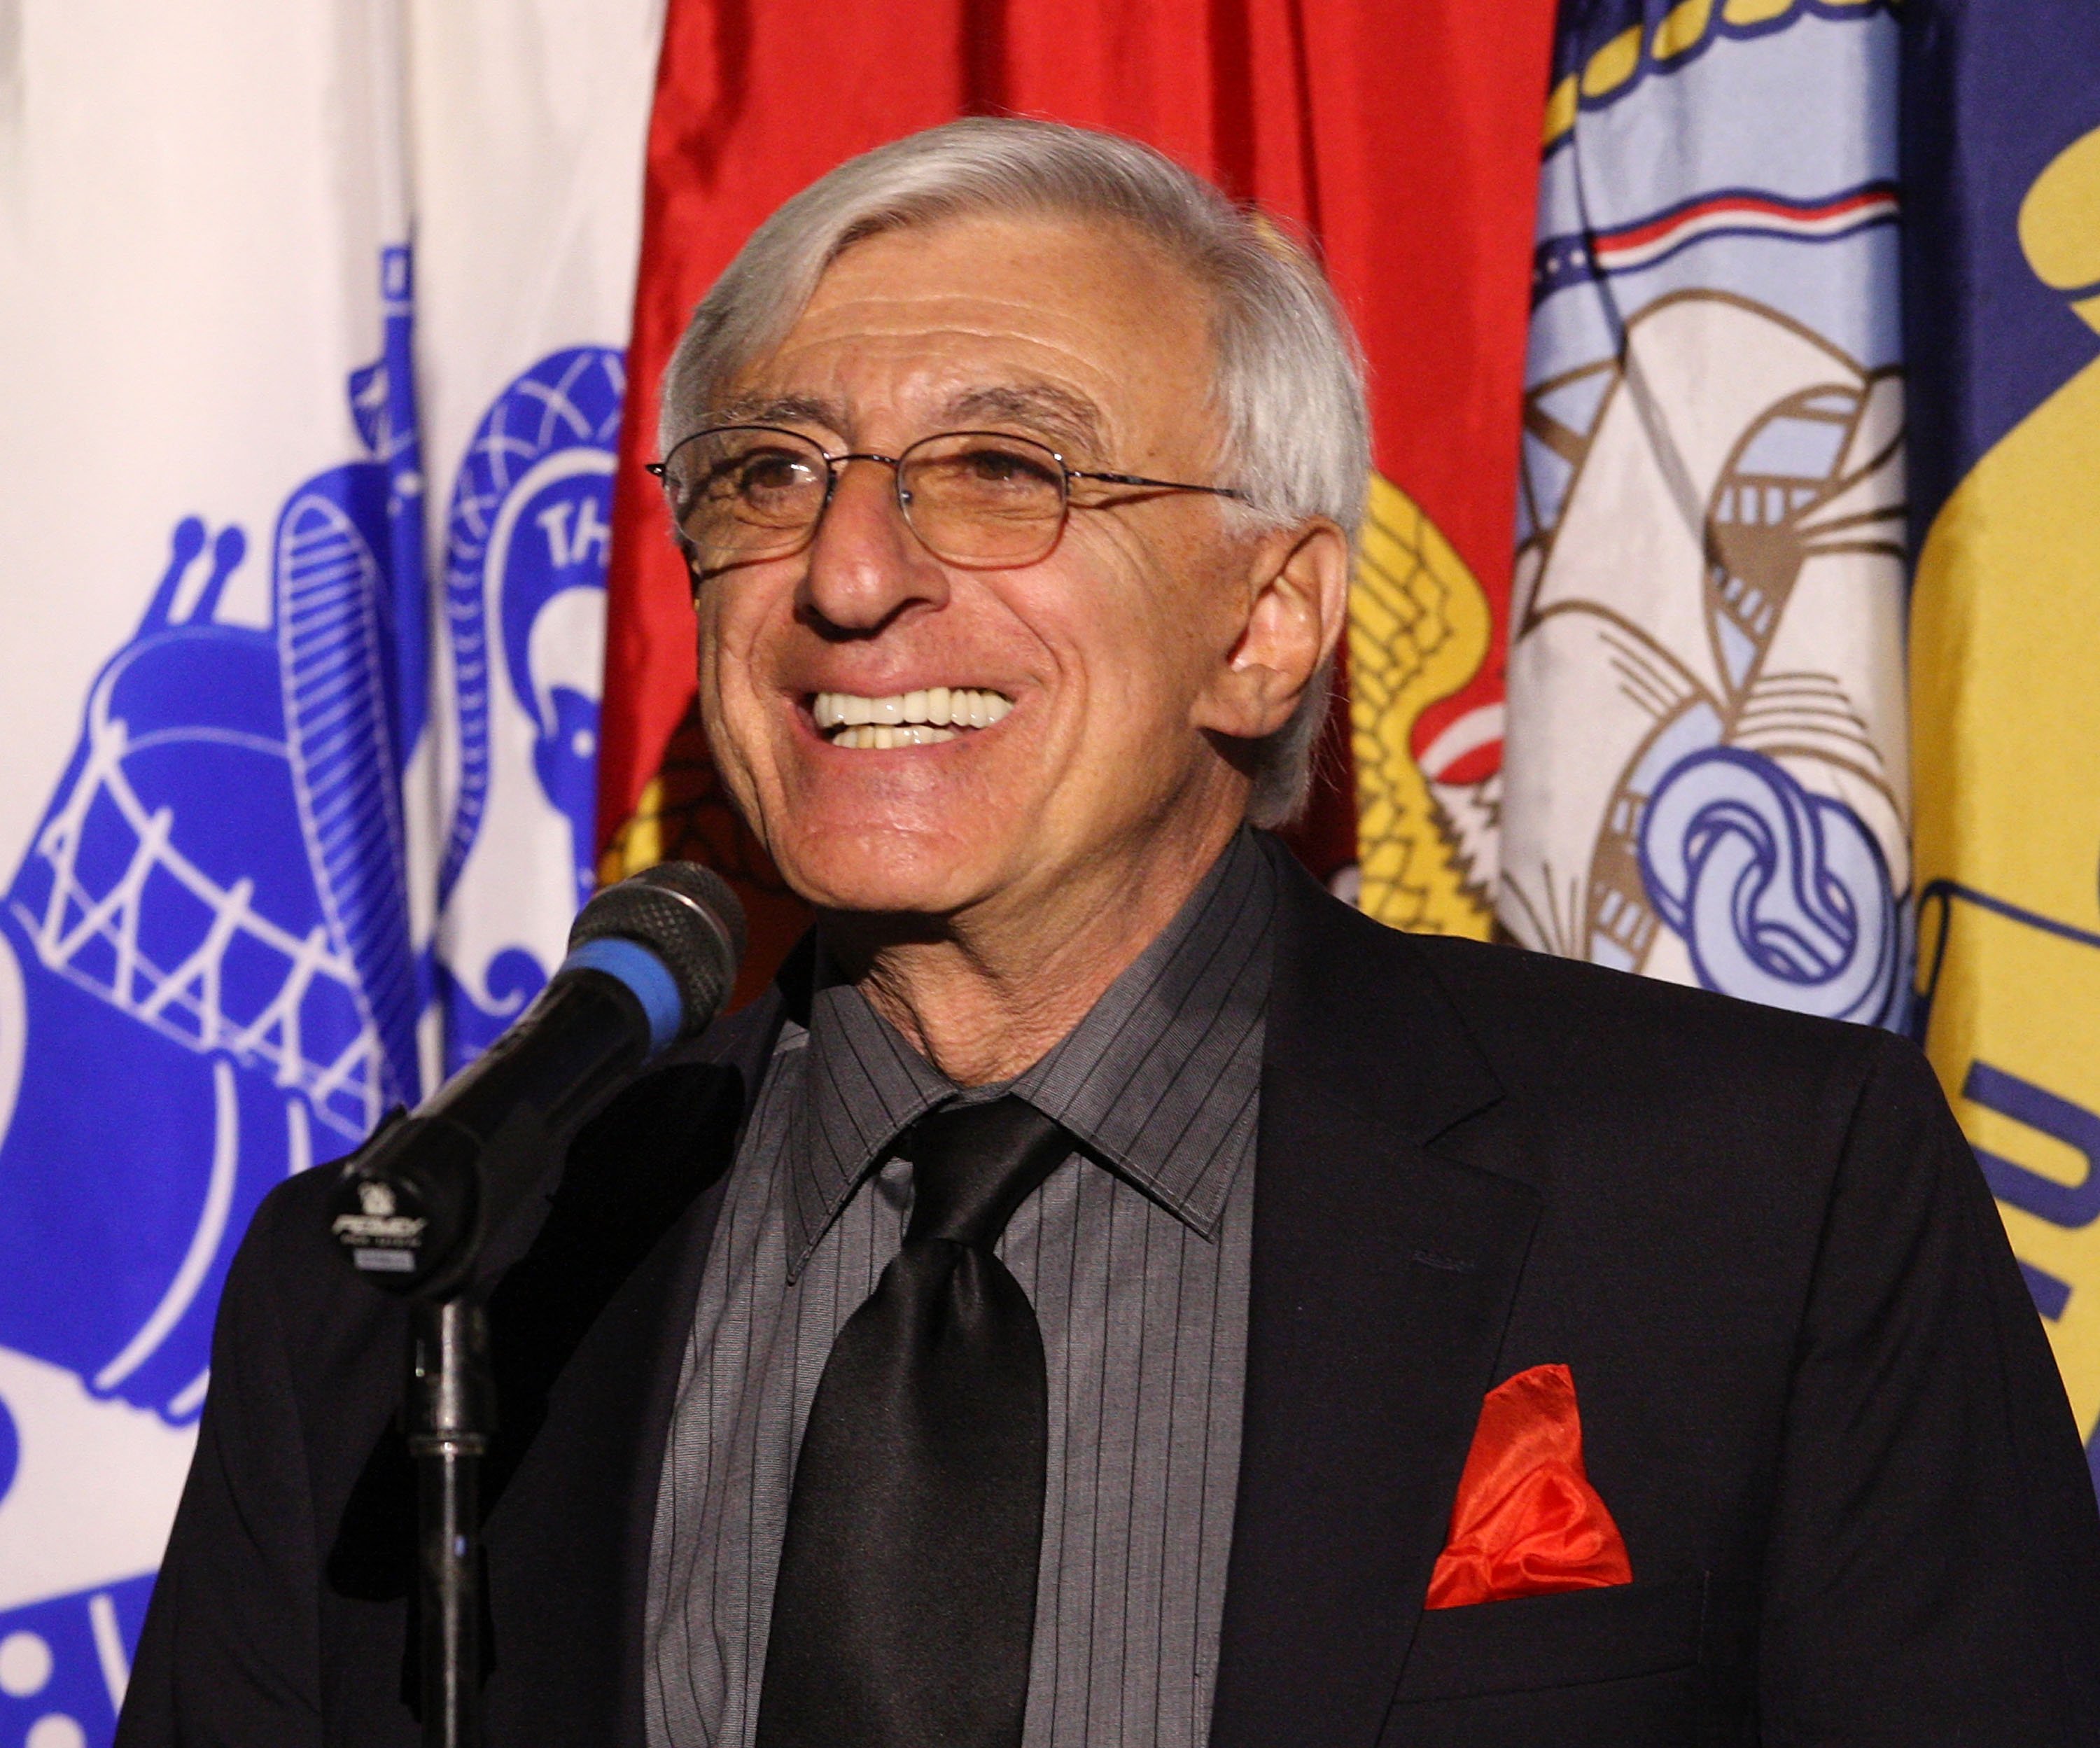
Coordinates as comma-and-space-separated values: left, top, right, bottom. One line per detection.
664, 427, 1070, 568
901, 433, 1067, 565
668, 429, 830, 561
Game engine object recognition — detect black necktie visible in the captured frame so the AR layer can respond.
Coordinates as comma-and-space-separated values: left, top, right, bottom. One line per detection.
755, 1096, 1071, 1748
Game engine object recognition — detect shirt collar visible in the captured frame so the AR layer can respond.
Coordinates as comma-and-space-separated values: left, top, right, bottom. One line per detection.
783, 976, 953, 1275
783, 827, 1276, 1273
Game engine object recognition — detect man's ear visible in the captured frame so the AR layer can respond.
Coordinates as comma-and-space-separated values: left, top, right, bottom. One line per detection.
1192, 517, 1350, 741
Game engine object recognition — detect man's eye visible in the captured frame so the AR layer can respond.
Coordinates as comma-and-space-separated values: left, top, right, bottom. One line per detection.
957, 446, 1060, 487
736, 452, 820, 494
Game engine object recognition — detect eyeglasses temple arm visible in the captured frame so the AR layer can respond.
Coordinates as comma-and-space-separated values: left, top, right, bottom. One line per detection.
1067, 468, 1248, 502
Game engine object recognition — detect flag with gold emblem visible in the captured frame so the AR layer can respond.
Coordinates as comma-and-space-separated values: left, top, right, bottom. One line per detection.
596, 0, 1558, 997
1905, 0, 2100, 1494
1497, 0, 1912, 1027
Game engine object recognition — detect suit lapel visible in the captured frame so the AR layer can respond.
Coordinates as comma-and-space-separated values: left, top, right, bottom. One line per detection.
1209, 849, 1540, 1748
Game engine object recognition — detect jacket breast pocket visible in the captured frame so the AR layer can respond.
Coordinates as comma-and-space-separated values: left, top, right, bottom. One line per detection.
1380, 1574, 1708, 1748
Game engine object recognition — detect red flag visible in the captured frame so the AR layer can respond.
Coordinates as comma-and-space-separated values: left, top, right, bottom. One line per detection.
598, 3, 1553, 998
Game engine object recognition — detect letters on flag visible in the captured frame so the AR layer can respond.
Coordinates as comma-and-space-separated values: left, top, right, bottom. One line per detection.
0, 6, 657, 1741
1499, 0, 1912, 1028
1903, 0, 2100, 1488
596, 0, 1558, 989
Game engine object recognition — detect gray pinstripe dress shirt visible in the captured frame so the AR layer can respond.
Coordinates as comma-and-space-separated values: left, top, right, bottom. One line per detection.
645, 829, 1274, 1748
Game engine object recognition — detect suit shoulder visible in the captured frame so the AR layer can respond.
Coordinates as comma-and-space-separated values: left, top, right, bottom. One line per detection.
205, 1144, 407, 1380
1396, 925, 1903, 1113
1270, 844, 1903, 1124
241, 1154, 351, 1266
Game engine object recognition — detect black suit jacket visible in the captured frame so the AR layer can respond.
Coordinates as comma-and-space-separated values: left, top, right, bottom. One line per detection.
118, 845, 2100, 1746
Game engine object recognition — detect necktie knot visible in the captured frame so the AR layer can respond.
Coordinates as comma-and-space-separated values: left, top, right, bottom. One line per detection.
905, 1096, 1070, 1250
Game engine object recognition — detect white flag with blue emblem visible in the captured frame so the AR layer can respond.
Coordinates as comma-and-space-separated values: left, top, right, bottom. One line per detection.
1499, 0, 1911, 1028
0, 3, 658, 1740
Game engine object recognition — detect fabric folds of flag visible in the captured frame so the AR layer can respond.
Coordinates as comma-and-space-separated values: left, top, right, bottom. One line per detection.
595, 0, 1558, 1000
0, 6, 657, 1742
1903, 0, 2100, 1492
0, 12, 431, 1737
1497, 0, 1912, 1030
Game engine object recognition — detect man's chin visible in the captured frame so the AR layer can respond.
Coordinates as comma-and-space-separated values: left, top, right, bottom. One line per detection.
770, 823, 1008, 925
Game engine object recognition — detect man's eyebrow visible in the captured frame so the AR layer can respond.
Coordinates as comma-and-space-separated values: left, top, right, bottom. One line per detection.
701, 393, 846, 433
692, 384, 1108, 454
940, 385, 1106, 455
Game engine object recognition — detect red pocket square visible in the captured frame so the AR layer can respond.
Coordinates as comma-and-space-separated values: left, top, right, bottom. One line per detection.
1425, 1362, 1632, 1609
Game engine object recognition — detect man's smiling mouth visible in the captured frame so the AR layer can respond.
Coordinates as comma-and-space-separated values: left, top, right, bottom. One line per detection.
812, 688, 1014, 750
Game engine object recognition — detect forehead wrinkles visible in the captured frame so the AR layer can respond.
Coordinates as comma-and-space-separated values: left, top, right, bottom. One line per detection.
776, 316, 1135, 411
781, 277, 1126, 372
727, 219, 1227, 460
727, 316, 1118, 442
825, 221, 1211, 349
706, 382, 1107, 461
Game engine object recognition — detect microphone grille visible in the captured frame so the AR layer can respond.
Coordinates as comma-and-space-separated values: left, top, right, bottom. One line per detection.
568, 862, 748, 1040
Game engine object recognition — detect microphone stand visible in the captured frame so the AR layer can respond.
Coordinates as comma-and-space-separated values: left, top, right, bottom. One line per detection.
330, 873, 746, 1745
336, 981, 650, 1748
408, 1296, 495, 1748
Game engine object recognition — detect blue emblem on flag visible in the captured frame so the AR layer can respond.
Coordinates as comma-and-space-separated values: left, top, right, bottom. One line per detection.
1499, 0, 1914, 1027
0, 247, 430, 1742
1638, 745, 1901, 1023
434, 347, 624, 1070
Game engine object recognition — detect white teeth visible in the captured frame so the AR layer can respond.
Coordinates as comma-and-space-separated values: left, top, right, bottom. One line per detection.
813, 688, 1013, 747
828, 722, 962, 750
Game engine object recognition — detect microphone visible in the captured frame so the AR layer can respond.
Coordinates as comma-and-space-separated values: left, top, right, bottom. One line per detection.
326, 862, 747, 1296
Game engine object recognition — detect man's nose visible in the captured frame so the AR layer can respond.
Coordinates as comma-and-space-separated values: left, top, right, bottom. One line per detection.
798, 459, 948, 634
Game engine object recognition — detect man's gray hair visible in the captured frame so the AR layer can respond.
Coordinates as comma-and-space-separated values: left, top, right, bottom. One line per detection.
661, 116, 1369, 827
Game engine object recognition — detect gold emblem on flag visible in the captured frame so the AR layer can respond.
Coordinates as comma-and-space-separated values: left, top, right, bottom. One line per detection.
1347, 472, 1496, 937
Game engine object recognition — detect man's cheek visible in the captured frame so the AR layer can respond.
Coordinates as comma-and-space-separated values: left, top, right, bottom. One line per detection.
694, 648, 766, 802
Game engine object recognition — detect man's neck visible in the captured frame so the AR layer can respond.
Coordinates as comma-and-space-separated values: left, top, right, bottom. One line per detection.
821, 813, 1246, 1086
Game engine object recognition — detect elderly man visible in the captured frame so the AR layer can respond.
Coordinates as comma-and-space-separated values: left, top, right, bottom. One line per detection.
124, 120, 2099, 1748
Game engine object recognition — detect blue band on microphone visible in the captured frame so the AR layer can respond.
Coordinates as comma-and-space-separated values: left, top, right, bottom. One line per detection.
559, 937, 684, 1056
